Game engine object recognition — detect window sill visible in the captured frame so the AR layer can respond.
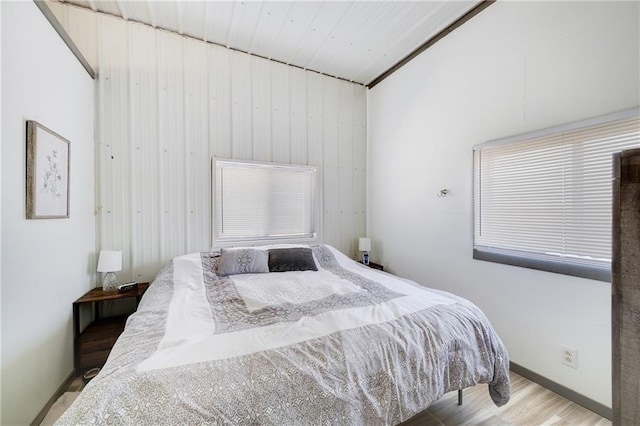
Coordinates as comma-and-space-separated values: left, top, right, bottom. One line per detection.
473, 247, 611, 282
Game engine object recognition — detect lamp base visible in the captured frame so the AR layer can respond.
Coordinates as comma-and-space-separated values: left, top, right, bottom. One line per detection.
362, 251, 369, 265
102, 272, 118, 291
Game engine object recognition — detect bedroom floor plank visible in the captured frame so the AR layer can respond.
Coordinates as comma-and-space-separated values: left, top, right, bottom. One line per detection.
423, 371, 611, 426
401, 410, 443, 426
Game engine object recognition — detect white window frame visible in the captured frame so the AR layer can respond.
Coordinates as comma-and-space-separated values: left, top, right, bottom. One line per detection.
473, 108, 640, 282
211, 158, 320, 248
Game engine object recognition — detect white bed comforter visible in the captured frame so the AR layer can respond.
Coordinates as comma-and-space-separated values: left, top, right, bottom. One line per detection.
58, 245, 510, 425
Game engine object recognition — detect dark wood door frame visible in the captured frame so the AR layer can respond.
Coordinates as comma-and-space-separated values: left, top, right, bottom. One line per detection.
612, 148, 640, 425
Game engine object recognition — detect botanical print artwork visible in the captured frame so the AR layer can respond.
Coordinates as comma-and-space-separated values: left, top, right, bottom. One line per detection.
42, 149, 63, 197
34, 130, 68, 216
26, 121, 70, 219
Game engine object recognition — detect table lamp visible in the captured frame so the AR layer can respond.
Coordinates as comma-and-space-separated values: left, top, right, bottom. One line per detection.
97, 250, 122, 291
359, 237, 371, 265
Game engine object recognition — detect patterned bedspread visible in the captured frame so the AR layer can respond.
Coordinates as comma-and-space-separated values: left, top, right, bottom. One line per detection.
57, 245, 510, 425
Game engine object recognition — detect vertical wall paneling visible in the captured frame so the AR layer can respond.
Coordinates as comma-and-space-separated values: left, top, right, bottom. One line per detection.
271, 62, 291, 164
127, 20, 139, 281
156, 30, 169, 262
338, 81, 355, 255
119, 22, 132, 275
322, 77, 340, 248
98, 16, 130, 273
95, 14, 106, 264
155, 29, 168, 266
131, 23, 160, 279
306, 71, 324, 168
157, 30, 187, 261
230, 51, 253, 160
183, 37, 209, 255
352, 85, 367, 244
209, 46, 232, 159
251, 56, 272, 162
59, 7, 365, 281
306, 71, 325, 243
289, 68, 308, 165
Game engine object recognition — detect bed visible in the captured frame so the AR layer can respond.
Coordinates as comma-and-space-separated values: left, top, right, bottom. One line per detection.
57, 244, 510, 425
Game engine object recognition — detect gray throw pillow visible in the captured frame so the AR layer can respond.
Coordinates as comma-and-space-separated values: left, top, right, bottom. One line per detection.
217, 248, 269, 276
268, 247, 318, 272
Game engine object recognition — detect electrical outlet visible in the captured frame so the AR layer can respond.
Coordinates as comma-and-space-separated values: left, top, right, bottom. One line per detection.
561, 346, 578, 369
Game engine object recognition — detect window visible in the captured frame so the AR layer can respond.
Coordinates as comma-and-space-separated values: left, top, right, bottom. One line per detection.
212, 159, 318, 246
473, 109, 639, 282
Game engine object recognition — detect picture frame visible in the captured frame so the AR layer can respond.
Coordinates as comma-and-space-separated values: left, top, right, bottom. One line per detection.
26, 120, 70, 219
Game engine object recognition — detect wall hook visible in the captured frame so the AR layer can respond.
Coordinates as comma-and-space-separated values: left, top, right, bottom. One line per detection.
438, 189, 449, 197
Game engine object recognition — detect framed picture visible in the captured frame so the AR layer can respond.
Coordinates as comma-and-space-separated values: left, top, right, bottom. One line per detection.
26, 121, 70, 219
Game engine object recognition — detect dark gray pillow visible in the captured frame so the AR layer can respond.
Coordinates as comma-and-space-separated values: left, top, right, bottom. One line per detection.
268, 248, 318, 272
217, 248, 269, 276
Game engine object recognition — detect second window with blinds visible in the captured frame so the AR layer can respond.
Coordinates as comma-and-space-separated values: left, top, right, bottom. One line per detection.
212, 159, 319, 247
473, 109, 639, 281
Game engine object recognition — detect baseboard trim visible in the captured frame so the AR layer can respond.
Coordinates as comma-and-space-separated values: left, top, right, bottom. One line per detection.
30, 370, 76, 426
510, 362, 612, 420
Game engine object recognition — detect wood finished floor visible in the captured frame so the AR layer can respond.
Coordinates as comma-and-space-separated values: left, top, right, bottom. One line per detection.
405, 371, 611, 426
53, 370, 609, 425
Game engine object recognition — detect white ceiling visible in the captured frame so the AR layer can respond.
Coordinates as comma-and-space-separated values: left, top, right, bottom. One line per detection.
56, 0, 483, 86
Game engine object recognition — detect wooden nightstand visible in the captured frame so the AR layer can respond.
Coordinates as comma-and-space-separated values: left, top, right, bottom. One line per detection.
73, 283, 149, 374
359, 261, 383, 271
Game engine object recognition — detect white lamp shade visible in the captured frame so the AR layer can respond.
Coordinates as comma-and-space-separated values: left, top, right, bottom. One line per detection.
97, 250, 122, 273
358, 237, 371, 252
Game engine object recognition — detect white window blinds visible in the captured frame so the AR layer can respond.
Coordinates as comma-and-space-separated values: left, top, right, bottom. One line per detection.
213, 159, 317, 245
473, 109, 640, 281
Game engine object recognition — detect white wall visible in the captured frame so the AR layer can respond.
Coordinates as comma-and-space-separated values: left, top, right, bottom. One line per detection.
1, 2, 95, 424
53, 6, 367, 283
368, 1, 639, 408
0, 2, 3, 420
